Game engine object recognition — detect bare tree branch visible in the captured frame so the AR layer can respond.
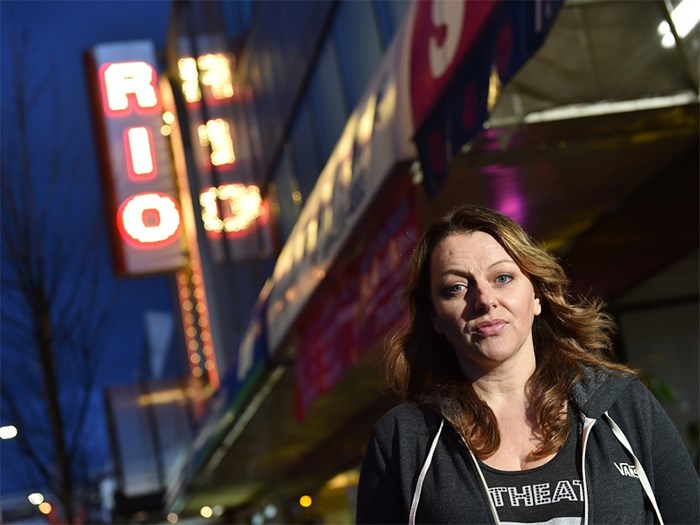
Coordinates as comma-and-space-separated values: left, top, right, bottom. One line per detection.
1, 9, 116, 522
0, 380, 58, 495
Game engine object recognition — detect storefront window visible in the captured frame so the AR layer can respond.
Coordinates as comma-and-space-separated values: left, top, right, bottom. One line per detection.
332, 0, 383, 110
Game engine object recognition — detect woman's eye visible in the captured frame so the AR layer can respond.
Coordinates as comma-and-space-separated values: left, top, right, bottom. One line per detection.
446, 283, 466, 296
495, 274, 513, 285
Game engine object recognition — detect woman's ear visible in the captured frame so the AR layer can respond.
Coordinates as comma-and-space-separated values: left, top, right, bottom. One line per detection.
432, 317, 443, 334
534, 296, 542, 316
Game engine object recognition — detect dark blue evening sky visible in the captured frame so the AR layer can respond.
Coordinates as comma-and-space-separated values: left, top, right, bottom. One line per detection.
1, 0, 177, 378
1, 0, 181, 498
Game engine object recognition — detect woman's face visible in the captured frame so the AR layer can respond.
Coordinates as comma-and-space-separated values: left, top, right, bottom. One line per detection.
429, 231, 541, 379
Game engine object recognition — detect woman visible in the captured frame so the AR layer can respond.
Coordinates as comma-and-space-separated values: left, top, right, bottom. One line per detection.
356, 205, 698, 524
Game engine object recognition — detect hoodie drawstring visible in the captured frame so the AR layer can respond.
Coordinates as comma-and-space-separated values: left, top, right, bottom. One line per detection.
580, 415, 597, 524
409, 419, 444, 525
604, 411, 665, 525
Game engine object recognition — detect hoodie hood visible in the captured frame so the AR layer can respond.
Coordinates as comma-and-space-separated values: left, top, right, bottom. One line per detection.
570, 365, 637, 418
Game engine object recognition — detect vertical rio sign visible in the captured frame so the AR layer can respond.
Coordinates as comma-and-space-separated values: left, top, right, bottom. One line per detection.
86, 41, 187, 275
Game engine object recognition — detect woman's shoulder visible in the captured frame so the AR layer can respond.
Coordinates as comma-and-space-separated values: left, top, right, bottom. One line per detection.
571, 365, 640, 417
374, 401, 442, 434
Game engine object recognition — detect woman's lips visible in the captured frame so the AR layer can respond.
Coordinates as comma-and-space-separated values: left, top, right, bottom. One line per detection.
472, 320, 506, 336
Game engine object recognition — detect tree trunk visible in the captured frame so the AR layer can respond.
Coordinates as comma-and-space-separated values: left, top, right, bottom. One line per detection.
37, 305, 74, 523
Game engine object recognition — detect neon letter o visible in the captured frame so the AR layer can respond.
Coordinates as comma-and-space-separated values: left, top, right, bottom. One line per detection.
118, 192, 181, 247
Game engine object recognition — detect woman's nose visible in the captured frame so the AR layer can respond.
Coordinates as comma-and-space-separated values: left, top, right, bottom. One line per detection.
471, 281, 495, 312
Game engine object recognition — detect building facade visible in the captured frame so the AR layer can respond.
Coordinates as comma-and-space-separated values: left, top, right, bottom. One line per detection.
95, 0, 699, 522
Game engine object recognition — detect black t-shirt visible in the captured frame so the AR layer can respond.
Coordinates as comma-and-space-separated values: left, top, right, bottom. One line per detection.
479, 413, 583, 524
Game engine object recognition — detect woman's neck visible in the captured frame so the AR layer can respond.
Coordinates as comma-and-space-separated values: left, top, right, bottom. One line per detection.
465, 352, 536, 405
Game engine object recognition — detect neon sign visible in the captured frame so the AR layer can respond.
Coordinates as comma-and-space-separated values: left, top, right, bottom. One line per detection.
197, 119, 236, 167
199, 183, 268, 235
177, 53, 235, 104
87, 41, 187, 275
124, 127, 157, 179
99, 61, 160, 115
174, 43, 274, 262
117, 192, 182, 247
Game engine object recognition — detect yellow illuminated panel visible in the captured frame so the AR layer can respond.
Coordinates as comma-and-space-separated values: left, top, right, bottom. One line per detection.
199, 183, 266, 235
199, 187, 220, 232
117, 192, 182, 247
124, 126, 157, 179
177, 53, 234, 104
198, 119, 236, 166
306, 219, 318, 253
177, 57, 199, 103
487, 64, 502, 113
219, 183, 262, 232
198, 54, 235, 99
99, 61, 159, 115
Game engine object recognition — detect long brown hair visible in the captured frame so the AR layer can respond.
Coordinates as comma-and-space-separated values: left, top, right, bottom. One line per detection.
384, 205, 634, 458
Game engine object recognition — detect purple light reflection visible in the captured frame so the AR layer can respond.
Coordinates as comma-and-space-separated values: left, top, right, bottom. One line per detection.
482, 164, 528, 226
478, 128, 505, 152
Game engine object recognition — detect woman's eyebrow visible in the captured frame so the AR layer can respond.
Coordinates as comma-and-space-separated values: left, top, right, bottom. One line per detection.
488, 259, 516, 269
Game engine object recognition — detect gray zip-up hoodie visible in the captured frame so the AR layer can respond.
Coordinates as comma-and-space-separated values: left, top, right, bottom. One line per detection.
356, 368, 699, 524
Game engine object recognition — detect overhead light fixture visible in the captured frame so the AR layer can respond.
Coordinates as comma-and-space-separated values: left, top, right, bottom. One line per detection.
28, 493, 45, 505
658, 0, 700, 48
263, 503, 278, 520
0, 425, 18, 440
